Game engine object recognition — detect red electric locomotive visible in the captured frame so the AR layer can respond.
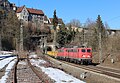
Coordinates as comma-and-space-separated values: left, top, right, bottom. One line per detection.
57, 47, 92, 64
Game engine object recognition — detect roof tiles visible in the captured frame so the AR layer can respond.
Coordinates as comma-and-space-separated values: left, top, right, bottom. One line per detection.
16, 6, 44, 15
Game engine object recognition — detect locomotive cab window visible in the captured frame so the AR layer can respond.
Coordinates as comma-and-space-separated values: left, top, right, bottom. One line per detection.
81, 49, 86, 52
87, 49, 91, 53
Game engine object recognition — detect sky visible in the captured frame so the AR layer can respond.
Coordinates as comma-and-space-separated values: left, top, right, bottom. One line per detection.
9, 0, 120, 30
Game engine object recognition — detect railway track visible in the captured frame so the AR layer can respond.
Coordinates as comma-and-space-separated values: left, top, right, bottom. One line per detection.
67, 62, 120, 79
6, 54, 54, 83
46, 55, 120, 82
0, 54, 17, 77
60, 59, 120, 80
0, 58, 16, 79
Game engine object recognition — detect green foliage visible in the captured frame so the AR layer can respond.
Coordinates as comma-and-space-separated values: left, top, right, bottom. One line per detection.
85, 15, 108, 51
56, 24, 76, 47
52, 10, 58, 49
53, 10, 58, 30
96, 15, 107, 40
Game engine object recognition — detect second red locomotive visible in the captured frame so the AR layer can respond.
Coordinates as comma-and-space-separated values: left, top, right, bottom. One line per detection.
57, 47, 92, 64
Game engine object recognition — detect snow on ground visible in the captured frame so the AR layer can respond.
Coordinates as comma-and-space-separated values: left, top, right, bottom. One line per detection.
0, 51, 13, 55
30, 54, 86, 83
0, 57, 16, 69
30, 59, 46, 65
41, 67, 85, 83
29, 54, 38, 58
0, 54, 15, 60
18, 61, 27, 65
0, 51, 14, 59
0, 53, 85, 83
0, 53, 17, 83
0, 59, 17, 83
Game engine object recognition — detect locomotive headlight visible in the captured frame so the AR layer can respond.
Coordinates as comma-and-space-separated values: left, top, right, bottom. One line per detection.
82, 55, 86, 57
87, 55, 90, 58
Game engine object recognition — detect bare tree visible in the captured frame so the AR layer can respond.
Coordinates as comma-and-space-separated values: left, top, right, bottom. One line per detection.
1, 11, 20, 50
66, 19, 81, 27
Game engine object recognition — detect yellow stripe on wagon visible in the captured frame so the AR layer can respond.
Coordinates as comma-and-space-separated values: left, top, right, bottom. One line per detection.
47, 51, 58, 58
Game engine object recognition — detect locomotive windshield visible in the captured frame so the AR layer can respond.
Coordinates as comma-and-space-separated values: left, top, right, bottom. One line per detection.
81, 49, 86, 52
87, 49, 91, 53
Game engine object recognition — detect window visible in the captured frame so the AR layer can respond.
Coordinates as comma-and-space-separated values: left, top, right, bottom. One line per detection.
69, 49, 73, 52
58, 49, 64, 52
73, 49, 77, 52
20, 14, 22, 17
24, 10, 26, 15
67, 49, 70, 52
87, 49, 91, 53
81, 49, 86, 52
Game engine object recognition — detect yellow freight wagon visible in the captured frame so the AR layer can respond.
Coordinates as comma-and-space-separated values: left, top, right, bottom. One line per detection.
47, 51, 58, 58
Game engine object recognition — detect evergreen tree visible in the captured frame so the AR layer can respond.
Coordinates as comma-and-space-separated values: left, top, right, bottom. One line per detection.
57, 24, 76, 47
52, 10, 58, 50
96, 15, 108, 63
96, 15, 107, 40
57, 26, 69, 47
53, 10, 58, 30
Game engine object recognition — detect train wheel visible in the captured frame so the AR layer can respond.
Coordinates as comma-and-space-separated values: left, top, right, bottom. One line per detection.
74, 60, 76, 63
65, 57, 67, 61
74, 60, 77, 64
77, 61, 80, 64
88, 60, 92, 65
70, 59, 73, 63
68, 58, 70, 62
81, 61, 84, 65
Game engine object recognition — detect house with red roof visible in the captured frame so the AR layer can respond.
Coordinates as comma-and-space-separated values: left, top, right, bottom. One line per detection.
16, 6, 29, 23
16, 5, 64, 35
16, 5, 44, 27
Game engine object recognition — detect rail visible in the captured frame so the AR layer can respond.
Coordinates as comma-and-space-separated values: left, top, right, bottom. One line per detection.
46, 55, 120, 82
27, 54, 54, 83
13, 56, 19, 83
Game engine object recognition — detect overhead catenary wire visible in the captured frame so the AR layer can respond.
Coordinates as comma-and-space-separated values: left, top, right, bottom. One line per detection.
106, 16, 120, 22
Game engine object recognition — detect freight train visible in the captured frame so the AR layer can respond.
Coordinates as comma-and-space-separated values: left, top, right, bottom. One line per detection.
47, 46, 92, 65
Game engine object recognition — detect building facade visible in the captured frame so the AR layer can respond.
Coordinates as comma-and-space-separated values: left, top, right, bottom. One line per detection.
16, 5, 44, 27
16, 6, 29, 23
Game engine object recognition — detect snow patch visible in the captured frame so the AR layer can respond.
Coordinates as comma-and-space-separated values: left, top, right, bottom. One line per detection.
18, 61, 26, 65
29, 54, 38, 58
0, 57, 16, 69
0, 59, 17, 83
0, 51, 13, 55
30, 59, 46, 65
30, 59, 86, 83
41, 67, 85, 83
